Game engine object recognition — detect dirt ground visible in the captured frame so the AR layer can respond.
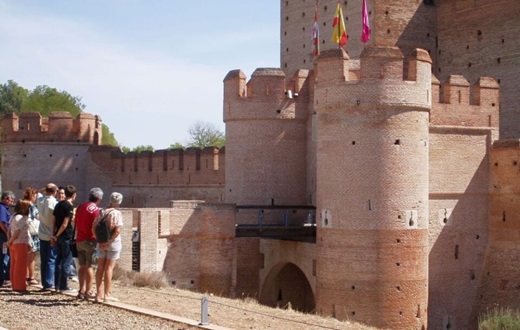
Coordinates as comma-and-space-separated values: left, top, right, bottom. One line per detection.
25, 257, 376, 330
107, 280, 376, 330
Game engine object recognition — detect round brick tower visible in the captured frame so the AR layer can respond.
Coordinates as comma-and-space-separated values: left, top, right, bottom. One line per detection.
313, 47, 432, 329
223, 68, 308, 207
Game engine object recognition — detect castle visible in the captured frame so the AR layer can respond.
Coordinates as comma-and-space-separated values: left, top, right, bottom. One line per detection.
1, 1, 520, 329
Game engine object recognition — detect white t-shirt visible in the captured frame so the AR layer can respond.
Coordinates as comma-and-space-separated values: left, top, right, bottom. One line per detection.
36, 195, 58, 241
10, 214, 32, 245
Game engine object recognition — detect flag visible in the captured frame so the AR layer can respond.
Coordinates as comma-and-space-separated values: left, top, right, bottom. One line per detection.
361, 0, 371, 43
312, 4, 320, 56
331, 1, 347, 48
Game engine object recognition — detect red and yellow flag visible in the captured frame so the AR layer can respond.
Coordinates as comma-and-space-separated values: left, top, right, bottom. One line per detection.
331, 1, 347, 48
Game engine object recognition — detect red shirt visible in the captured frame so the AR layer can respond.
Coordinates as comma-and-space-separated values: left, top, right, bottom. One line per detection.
75, 201, 100, 242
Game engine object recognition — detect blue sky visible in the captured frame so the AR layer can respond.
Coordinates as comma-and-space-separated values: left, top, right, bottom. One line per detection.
0, 1, 280, 149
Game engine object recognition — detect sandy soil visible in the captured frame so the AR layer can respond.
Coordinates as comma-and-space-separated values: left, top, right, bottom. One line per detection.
110, 282, 377, 330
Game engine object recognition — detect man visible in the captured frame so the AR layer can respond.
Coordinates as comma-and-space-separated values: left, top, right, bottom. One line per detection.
57, 186, 78, 283
36, 184, 58, 290
51, 185, 76, 292
75, 187, 103, 300
0, 191, 15, 287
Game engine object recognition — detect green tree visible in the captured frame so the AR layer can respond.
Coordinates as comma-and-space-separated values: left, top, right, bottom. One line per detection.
122, 145, 154, 153
133, 145, 154, 153
102, 124, 118, 147
168, 142, 185, 150
0, 80, 29, 116
186, 121, 225, 148
22, 85, 85, 117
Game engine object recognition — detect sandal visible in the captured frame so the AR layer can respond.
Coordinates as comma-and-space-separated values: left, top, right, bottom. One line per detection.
27, 278, 38, 285
104, 296, 119, 302
84, 292, 96, 300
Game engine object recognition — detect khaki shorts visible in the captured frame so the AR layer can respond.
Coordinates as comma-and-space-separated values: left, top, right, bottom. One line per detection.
77, 240, 97, 266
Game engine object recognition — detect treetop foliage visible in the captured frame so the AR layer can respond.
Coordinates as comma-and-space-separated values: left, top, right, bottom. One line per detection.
0, 80, 118, 146
121, 145, 154, 154
186, 121, 225, 149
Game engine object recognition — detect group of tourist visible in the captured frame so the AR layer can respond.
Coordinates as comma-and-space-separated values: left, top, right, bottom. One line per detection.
0, 184, 124, 303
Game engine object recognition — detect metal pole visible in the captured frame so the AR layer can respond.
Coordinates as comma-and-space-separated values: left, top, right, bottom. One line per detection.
200, 296, 209, 326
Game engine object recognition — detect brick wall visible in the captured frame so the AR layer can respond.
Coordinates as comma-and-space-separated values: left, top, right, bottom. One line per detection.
474, 140, 520, 320
428, 127, 495, 329
234, 238, 262, 298
436, 0, 520, 139
280, 0, 436, 77
1, 142, 100, 201
160, 202, 236, 294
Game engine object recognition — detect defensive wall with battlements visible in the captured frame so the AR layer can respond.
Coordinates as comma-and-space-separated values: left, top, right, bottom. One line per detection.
0, 112, 225, 207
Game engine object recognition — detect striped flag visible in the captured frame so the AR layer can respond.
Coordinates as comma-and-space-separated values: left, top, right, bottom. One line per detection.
361, 0, 371, 43
312, 3, 320, 56
331, 1, 347, 48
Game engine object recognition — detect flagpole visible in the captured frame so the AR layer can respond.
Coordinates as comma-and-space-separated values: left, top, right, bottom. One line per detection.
337, 0, 341, 49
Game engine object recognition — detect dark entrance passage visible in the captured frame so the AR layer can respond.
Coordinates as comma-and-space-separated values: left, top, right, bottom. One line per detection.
259, 262, 315, 313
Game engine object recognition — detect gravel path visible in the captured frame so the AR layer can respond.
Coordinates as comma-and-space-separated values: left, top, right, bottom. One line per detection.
0, 286, 196, 330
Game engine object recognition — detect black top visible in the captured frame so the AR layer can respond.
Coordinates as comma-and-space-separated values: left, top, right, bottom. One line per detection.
53, 200, 74, 239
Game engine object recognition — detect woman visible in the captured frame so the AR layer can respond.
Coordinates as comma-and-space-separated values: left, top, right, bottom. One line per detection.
94, 192, 123, 303
7, 199, 32, 292
23, 187, 40, 285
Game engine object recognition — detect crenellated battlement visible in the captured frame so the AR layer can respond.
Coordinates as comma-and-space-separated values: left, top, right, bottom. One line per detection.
314, 47, 433, 111
89, 145, 225, 187
1, 111, 102, 145
430, 75, 499, 128
223, 68, 310, 123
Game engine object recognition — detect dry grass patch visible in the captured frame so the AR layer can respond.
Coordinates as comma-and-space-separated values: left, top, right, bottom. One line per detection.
479, 307, 520, 330
112, 264, 170, 289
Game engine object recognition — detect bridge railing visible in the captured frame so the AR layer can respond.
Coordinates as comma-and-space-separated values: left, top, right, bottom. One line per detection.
235, 205, 316, 242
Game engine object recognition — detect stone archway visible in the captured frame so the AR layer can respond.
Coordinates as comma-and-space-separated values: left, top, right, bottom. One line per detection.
259, 262, 315, 312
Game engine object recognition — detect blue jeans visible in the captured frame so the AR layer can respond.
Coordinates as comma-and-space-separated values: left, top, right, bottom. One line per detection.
0, 233, 9, 285
54, 236, 72, 290
39, 239, 57, 289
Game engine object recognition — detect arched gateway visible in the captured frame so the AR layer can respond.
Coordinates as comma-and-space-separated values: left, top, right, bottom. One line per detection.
259, 262, 315, 313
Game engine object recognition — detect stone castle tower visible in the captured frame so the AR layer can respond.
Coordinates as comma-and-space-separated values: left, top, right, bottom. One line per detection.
224, 0, 505, 329
313, 47, 431, 328
223, 68, 308, 207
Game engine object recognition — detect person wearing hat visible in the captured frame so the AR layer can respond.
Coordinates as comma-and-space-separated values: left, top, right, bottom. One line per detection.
94, 192, 123, 303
